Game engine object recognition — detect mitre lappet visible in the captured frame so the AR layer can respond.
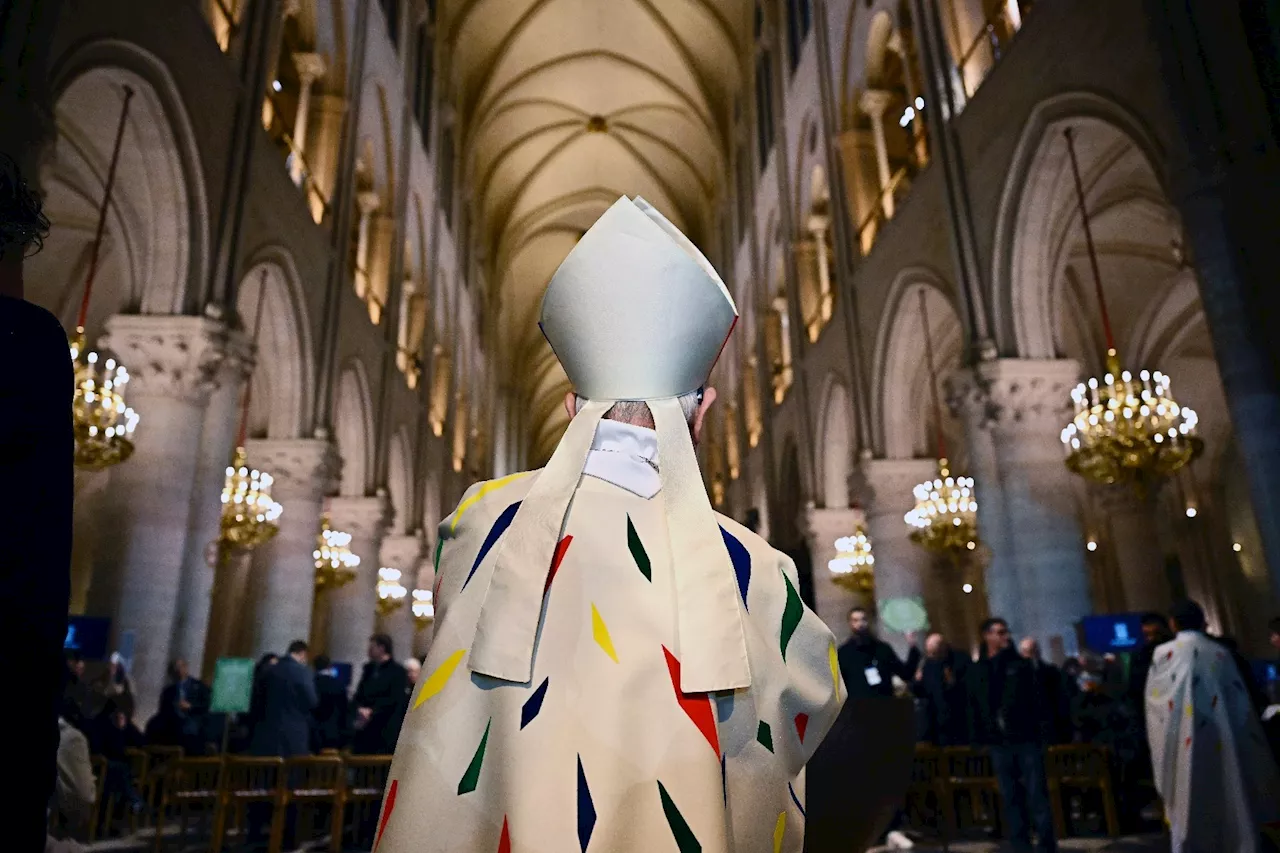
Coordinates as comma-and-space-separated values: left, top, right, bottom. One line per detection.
468, 195, 751, 693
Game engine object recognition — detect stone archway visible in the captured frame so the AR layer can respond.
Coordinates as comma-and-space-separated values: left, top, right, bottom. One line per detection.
819, 378, 854, 509
334, 361, 375, 497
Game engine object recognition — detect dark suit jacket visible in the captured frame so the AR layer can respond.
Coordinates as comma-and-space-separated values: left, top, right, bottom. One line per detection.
311, 672, 349, 751
249, 657, 318, 758
351, 658, 408, 754
912, 650, 972, 745
837, 635, 921, 699
0, 297, 72, 851
967, 647, 1057, 746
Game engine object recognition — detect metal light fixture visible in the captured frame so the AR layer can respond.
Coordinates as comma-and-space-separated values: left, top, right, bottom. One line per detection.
71, 85, 140, 471
412, 588, 435, 630
314, 517, 360, 591
218, 271, 282, 549
828, 521, 875, 593
376, 567, 407, 616
1058, 127, 1202, 491
903, 288, 981, 558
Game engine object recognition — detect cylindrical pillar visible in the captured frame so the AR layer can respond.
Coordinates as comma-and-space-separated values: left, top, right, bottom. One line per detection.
859, 89, 896, 218
861, 458, 937, 654
289, 53, 326, 185
324, 494, 390, 666
89, 315, 226, 721
803, 506, 865, 642
245, 438, 339, 658
379, 532, 424, 661
1098, 486, 1171, 614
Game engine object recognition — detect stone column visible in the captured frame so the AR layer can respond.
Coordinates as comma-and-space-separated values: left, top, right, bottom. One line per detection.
413, 551, 437, 658
803, 506, 869, 642
241, 438, 339, 658
378, 532, 424, 661
324, 494, 391, 665
861, 458, 937, 653
290, 52, 327, 185
173, 331, 251, 669
89, 314, 226, 721
835, 129, 883, 252
354, 191, 381, 301
1096, 486, 1171, 614
858, 89, 896, 218
978, 359, 1091, 657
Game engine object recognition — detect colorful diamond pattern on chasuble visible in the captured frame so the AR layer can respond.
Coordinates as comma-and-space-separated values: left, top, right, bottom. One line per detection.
373, 778, 397, 851
779, 571, 803, 661
827, 642, 840, 700
414, 649, 467, 710
463, 501, 522, 591
773, 812, 787, 853
577, 756, 596, 851
432, 538, 445, 599
626, 515, 651, 581
794, 713, 809, 743
719, 526, 751, 608
662, 646, 720, 754
457, 719, 492, 795
591, 604, 619, 663
658, 781, 702, 853
757, 720, 774, 753
450, 471, 532, 533
521, 677, 550, 729
545, 535, 573, 592
789, 783, 804, 817
497, 817, 511, 853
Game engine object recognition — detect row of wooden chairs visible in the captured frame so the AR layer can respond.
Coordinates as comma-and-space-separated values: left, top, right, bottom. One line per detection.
71, 745, 392, 853
905, 744, 1122, 845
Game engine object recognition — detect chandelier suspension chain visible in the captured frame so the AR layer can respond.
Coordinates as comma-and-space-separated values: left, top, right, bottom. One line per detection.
918, 286, 947, 461
1063, 126, 1117, 354
78, 85, 135, 331
235, 269, 270, 448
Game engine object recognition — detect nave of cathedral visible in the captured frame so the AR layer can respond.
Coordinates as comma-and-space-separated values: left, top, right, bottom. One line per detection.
4, 1, 1280, 847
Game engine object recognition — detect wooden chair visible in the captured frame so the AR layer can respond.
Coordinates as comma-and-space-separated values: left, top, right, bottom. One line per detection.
285, 754, 346, 853
1045, 744, 1120, 838
141, 745, 184, 827
904, 745, 950, 843
941, 746, 1002, 835
339, 756, 393, 850
78, 754, 110, 843
217, 756, 287, 853
153, 756, 224, 853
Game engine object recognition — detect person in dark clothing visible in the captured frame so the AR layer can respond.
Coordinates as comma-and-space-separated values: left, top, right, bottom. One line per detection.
90, 699, 146, 815
249, 642, 317, 758
1069, 654, 1144, 830
0, 152, 74, 853
240, 653, 278, 749
351, 634, 409, 755
311, 654, 349, 752
912, 633, 971, 746
837, 607, 921, 699
1018, 637, 1071, 745
968, 618, 1057, 853
1126, 612, 1172, 711
61, 651, 93, 733
150, 659, 212, 754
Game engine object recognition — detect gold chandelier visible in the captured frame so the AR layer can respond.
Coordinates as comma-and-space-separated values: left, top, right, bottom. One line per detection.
314, 517, 360, 591
904, 288, 982, 558
828, 524, 875, 593
411, 588, 435, 630
1058, 127, 1203, 490
905, 458, 979, 555
218, 272, 283, 550
376, 567, 408, 616
220, 445, 283, 547
71, 85, 140, 472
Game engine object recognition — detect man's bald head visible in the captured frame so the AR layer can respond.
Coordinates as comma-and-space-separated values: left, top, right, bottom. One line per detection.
1018, 637, 1040, 660
925, 633, 947, 659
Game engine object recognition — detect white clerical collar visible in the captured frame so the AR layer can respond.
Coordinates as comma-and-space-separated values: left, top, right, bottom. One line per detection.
582, 419, 661, 498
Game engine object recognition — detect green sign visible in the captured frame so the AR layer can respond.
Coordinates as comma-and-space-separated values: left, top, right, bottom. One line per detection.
878, 597, 929, 635
210, 657, 255, 714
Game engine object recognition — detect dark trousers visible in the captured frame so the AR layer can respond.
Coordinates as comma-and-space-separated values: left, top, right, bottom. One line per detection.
991, 743, 1056, 853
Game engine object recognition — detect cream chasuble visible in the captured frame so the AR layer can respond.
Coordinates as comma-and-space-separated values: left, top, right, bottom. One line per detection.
1145, 631, 1280, 853
375, 457, 844, 852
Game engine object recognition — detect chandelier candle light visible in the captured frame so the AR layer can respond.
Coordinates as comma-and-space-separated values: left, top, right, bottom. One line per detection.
1058, 127, 1203, 490
412, 588, 435, 630
828, 517, 875, 593
218, 272, 283, 549
376, 567, 408, 616
903, 288, 981, 557
314, 517, 360, 591
71, 85, 140, 471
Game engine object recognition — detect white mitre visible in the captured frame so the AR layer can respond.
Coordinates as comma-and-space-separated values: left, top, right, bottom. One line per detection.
468, 196, 751, 693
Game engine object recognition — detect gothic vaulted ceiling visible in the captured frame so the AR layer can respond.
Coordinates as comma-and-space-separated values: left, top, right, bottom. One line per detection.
444, 0, 747, 462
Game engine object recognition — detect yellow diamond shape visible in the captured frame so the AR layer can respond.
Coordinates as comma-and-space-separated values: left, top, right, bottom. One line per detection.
591, 603, 619, 663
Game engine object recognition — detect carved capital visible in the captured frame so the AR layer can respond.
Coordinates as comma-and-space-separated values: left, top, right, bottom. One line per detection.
245, 438, 339, 499
357, 190, 382, 216
327, 494, 392, 542
292, 52, 327, 84
100, 314, 228, 403
860, 458, 938, 515
947, 359, 1080, 433
858, 88, 895, 119
380, 532, 424, 572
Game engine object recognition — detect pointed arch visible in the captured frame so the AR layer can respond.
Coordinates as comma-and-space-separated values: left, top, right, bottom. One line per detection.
334, 359, 375, 496
236, 249, 315, 439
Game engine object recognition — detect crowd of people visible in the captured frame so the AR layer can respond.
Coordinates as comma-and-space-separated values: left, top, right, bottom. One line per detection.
837, 603, 1280, 853
52, 632, 423, 837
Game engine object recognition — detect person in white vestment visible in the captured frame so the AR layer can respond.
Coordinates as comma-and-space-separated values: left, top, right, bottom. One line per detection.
1145, 600, 1280, 853
374, 196, 845, 852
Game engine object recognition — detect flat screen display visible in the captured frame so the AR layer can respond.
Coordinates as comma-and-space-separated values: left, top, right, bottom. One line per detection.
330, 662, 355, 691
1081, 613, 1145, 654
64, 616, 111, 660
